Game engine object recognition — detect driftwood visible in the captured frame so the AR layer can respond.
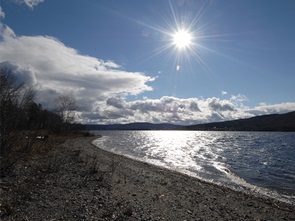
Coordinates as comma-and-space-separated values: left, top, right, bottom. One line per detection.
26, 135, 49, 141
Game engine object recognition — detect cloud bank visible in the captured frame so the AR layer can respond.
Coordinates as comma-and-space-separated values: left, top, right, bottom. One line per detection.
0, 24, 154, 111
81, 96, 295, 125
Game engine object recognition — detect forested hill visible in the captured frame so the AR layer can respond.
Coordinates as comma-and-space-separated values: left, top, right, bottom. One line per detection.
86, 122, 180, 130
184, 111, 295, 132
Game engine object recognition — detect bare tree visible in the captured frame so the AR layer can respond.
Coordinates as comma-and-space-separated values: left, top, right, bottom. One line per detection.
0, 69, 23, 150
55, 92, 77, 124
0, 69, 36, 151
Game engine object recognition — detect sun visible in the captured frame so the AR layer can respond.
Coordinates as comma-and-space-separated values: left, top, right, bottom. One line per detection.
173, 30, 192, 49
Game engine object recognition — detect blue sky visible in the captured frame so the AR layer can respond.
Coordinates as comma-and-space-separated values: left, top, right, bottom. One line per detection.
1, 0, 295, 124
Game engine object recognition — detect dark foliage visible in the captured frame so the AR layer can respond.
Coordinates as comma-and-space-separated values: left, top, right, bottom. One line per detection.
0, 68, 84, 152
0, 68, 87, 178
86, 122, 180, 130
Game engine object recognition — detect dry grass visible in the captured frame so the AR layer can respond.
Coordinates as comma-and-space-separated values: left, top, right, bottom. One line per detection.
0, 130, 86, 178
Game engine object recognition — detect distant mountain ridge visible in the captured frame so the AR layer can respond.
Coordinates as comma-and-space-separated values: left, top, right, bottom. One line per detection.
85, 111, 295, 132
184, 111, 295, 132
86, 122, 180, 130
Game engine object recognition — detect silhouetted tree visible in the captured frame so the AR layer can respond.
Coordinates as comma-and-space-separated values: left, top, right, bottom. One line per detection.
43, 109, 63, 134
55, 92, 77, 133
55, 92, 77, 124
0, 69, 26, 151
0, 68, 81, 177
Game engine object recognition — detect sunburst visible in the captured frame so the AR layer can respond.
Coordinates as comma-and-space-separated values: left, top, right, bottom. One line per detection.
126, 0, 219, 73
173, 29, 192, 49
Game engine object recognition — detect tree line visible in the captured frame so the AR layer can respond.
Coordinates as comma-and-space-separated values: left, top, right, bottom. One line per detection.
0, 68, 84, 153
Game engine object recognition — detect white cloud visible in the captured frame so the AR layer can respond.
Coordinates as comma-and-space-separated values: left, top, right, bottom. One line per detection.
0, 6, 5, 18
0, 61, 37, 86
16, 0, 45, 9
230, 93, 249, 108
230, 94, 248, 103
0, 24, 154, 111
221, 91, 227, 95
207, 97, 236, 112
0, 23, 16, 40
106, 97, 126, 109
247, 102, 295, 116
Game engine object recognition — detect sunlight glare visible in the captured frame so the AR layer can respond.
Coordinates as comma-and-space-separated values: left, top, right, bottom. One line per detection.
173, 30, 192, 49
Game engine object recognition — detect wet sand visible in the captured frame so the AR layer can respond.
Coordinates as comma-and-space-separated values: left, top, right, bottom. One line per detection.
1, 136, 294, 220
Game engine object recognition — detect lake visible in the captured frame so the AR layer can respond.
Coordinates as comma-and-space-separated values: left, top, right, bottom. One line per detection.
92, 130, 295, 205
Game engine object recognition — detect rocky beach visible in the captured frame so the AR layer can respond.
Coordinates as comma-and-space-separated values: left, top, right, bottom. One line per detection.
1, 136, 294, 220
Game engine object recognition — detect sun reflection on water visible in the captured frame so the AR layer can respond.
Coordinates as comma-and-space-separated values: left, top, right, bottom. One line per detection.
142, 131, 207, 171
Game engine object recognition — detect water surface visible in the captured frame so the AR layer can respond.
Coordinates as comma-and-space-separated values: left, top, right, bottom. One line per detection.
92, 130, 295, 204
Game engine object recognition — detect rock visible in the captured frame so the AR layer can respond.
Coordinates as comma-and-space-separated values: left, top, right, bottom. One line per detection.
123, 207, 133, 216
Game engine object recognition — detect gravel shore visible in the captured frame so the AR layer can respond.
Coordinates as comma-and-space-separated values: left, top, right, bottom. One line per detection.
1, 136, 294, 220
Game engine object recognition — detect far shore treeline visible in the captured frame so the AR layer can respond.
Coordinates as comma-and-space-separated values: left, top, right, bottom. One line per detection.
86, 111, 295, 132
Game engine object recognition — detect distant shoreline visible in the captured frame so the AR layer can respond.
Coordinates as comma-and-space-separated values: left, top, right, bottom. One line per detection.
85, 110, 295, 132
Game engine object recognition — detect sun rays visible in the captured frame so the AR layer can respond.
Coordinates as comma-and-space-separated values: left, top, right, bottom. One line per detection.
131, 2, 211, 73
118, 0, 228, 74
173, 29, 192, 49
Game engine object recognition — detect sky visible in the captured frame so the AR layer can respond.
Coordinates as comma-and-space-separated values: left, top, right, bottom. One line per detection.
0, 0, 295, 125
